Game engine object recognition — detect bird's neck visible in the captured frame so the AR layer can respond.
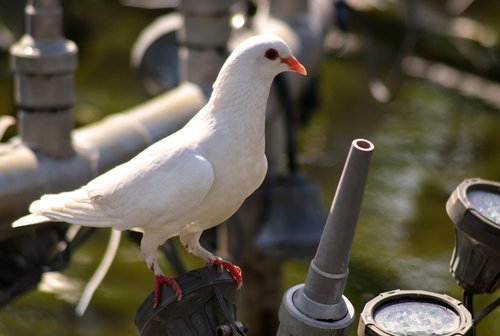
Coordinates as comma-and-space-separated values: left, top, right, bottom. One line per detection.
206, 69, 273, 141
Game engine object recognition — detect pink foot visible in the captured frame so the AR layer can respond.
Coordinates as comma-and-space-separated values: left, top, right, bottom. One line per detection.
154, 274, 182, 308
211, 258, 243, 288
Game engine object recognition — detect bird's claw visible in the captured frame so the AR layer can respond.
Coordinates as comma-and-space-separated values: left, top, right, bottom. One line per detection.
211, 258, 243, 288
154, 274, 182, 308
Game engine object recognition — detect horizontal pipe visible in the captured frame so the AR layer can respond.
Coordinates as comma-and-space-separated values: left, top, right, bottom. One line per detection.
0, 82, 206, 238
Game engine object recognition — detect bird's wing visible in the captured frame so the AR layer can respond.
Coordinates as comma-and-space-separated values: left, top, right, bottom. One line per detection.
26, 146, 215, 230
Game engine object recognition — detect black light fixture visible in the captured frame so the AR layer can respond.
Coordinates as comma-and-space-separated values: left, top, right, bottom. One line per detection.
358, 290, 473, 336
357, 177, 499, 335
135, 266, 246, 336
446, 178, 500, 294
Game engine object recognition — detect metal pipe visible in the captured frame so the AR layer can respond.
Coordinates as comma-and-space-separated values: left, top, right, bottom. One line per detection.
266, 0, 332, 76
177, 0, 234, 92
254, 0, 332, 177
10, 0, 78, 158
0, 83, 206, 238
276, 139, 374, 336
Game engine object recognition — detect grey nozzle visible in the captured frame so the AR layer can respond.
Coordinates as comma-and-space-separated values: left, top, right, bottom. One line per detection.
277, 139, 374, 336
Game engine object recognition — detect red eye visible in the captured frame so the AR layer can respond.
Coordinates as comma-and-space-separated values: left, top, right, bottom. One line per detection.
264, 48, 279, 60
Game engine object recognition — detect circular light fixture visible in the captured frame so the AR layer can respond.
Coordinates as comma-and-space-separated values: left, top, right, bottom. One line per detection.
466, 187, 499, 224
358, 290, 473, 336
446, 178, 500, 293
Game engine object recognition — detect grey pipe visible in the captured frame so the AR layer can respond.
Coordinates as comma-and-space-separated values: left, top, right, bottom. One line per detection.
0, 83, 206, 238
277, 139, 374, 336
178, 0, 233, 92
10, 0, 78, 158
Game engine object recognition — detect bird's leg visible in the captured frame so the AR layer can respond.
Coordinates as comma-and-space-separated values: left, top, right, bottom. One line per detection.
147, 257, 182, 307
180, 231, 243, 288
142, 233, 182, 308
211, 258, 242, 288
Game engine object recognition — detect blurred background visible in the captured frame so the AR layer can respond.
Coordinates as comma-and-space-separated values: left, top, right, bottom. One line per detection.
0, 0, 499, 335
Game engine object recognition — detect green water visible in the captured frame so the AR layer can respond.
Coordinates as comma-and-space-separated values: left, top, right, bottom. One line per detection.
1, 2, 499, 335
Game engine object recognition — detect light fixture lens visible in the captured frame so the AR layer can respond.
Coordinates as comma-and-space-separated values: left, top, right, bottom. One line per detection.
467, 189, 500, 225
374, 300, 460, 335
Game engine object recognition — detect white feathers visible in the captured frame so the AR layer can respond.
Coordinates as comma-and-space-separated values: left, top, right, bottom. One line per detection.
14, 191, 117, 227
12, 213, 52, 227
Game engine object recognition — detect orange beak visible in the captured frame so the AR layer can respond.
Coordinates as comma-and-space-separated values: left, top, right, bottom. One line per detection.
281, 56, 307, 76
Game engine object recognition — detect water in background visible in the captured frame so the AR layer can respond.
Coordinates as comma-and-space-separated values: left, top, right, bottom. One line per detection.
0, 2, 499, 335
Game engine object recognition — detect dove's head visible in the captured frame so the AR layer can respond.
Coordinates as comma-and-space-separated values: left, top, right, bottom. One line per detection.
215, 35, 307, 89
237, 34, 307, 77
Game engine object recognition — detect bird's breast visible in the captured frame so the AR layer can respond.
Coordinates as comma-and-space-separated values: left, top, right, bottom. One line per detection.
179, 90, 269, 229
187, 139, 267, 229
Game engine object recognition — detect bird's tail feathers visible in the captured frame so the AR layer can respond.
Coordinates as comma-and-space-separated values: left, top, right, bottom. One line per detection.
12, 214, 52, 227
13, 191, 117, 228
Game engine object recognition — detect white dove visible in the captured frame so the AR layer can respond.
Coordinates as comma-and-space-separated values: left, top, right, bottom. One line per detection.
13, 34, 307, 307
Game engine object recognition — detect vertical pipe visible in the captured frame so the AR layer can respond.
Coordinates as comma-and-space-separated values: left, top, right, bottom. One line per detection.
177, 0, 234, 92
269, 0, 308, 21
10, 0, 78, 158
